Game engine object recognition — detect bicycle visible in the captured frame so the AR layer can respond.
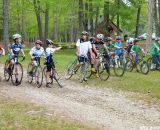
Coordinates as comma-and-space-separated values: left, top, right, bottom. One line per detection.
27, 56, 44, 88
109, 51, 126, 77
4, 55, 25, 86
43, 62, 63, 88
126, 55, 149, 74
97, 53, 110, 81
147, 55, 160, 71
65, 56, 91, 83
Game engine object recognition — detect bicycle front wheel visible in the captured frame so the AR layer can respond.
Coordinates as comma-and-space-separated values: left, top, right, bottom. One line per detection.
98, 61, 110, 81
35, 66, 43, 88
11, 63, 23, 86
140, 61, 149, 75
27, 62, 33, 83
4, 60, 10, 81
114, 59, 125, 77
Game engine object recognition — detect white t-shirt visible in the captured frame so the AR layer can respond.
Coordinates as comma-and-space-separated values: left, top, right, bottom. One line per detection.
46, 47, 56, 57
76, 39, 92, 57
29, 47, 45, 57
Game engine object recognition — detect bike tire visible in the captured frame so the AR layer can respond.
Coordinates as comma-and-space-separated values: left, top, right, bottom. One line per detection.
35, 66, 43, 88
27, 62, 33, 84
4, 60, 10, 81
140, 61, 149, 75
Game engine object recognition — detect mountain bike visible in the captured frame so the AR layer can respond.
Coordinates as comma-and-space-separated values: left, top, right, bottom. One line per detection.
4, 55, 25, 86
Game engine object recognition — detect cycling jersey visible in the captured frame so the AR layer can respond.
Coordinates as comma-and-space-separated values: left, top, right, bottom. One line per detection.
10, 43, 22, 57
46, 47, 56, 63
29, 47, 45, 57
132, 45, 142, 54
151, 43, 160, 56
115, 42, 122, 55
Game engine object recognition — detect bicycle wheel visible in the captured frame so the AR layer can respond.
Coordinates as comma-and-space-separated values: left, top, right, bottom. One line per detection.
79, 62, 90, 83
126, 60, 133, 72
85, 61, 92, 78
65, 59, 77, 80
98, 61, 110, 81
43, 66, 53, 85
53, 69, 63, 88
4, 60, 10, 81
11, 63, 23, 86
140, 61, 149, 75
114, 58, 125, 77
35, 66, 43, 88
136, 59, 142, 72
147, 57, 156, 71
27, 62, 33, 83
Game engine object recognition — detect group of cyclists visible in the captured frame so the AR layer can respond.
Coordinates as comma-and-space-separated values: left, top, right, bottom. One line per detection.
71, 31, 160, 81
0, 31, 159, 86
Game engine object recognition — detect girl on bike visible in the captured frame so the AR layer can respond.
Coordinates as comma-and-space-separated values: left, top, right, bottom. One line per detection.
45, 39, 62, 87
8, 34, 25, 83
29, 40, 46, 84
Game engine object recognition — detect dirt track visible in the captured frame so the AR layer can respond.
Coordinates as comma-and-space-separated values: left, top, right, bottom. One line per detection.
0, 66, 160, 130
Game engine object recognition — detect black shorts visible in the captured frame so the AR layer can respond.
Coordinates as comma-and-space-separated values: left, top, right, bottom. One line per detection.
78, 56, 87, 63
46, 62, 55, 72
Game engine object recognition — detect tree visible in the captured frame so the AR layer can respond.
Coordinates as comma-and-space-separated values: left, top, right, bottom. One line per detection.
3, 0, 9, 52
146, 0, 155, 52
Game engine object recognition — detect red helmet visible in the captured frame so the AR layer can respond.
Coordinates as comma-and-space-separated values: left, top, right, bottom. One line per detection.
35, 40, 43, 46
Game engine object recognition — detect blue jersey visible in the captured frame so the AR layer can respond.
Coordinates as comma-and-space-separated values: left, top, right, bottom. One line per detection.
10, 43, 22, 56
115, 42, 122, 55
46, 47, 56, 63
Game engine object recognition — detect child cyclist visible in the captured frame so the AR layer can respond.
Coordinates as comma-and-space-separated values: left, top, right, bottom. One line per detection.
131, 39, 145, 64
73, 31, 93, 81
151, 37, 160, 66
29, 40, 46, 84
8, 34, 25, 83
45, 39, 62, 87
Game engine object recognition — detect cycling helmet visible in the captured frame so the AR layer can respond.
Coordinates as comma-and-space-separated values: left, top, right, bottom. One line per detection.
128, 38, 134, 43
81, 31, 89, 35
96, 34, 104, 40
116, 36, 122, 40
13, 34, 21, 40
35, 40, 43, 46
46, 39, 54, 45
155, 37, 160, 41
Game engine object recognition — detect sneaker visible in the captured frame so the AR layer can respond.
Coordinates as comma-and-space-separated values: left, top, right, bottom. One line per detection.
46, 83, 51, 88
96, 72, 99, 78
29, 71, 34, 76
36, 81, 39, 84
91, 68, 96, 73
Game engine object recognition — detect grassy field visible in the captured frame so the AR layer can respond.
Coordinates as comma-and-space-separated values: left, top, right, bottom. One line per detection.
0, 97, 97, 130
1, 48, 160, 100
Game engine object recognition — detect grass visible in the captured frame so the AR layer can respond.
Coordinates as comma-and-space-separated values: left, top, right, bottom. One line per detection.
0, 97, 97, 130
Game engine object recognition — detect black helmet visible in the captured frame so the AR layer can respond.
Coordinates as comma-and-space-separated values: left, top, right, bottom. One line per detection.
46, 39, 54, 45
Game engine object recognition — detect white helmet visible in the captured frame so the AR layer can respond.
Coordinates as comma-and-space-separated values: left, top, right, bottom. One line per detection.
96, 34, 104, 40
128, 38, 134, 43
13, 34, 22, 40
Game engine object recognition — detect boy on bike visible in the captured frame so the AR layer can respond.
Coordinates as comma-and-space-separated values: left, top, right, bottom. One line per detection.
74, 31, 93, 80
45, 39, 62, 87
8, 34, 25, 83
151, 37, 160, 66
90, 34, 109, 75
131, 39, 145, 64
29, 40, 45, 84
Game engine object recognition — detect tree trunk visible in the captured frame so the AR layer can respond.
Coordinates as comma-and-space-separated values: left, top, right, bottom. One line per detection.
3, 0, 9, 52
22, 0, 27, 42
44, 2, 49, 43
33, 0, 43, 41
146, 0, 155, 52
95, 6, 99, 34
135, 5, 141, 38
104, 0, 110, 36
79, 0, 84, 33
84, 0, 88, 31
54, 15, 59, 41
89, 0, 93, 35
117, 0, 120, 34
